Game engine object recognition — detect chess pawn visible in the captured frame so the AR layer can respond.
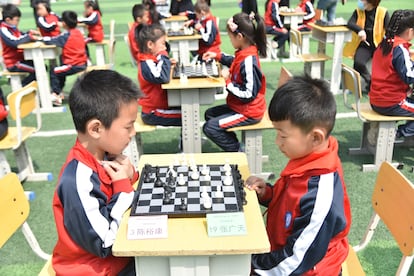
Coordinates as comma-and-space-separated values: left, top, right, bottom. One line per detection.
203, 196, 212, 209
191, 170, 200, 180
215, 185, 224, 198
201, 186, 209, 198
223, 175, 232, 186
202, 62, 207, 76
180, 73, 188, 84
223, 160, 231, 173
201, 164, 209, 175
177, 173, 186, 186
203, 174, 211, 182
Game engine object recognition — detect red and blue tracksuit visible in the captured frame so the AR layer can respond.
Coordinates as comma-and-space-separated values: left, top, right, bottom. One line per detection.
252, 136, 351, 276
37, 12, 61, 37
298, 0, 316, 31
203, 45, 266, 152
0, 21, 36, 86
137, 51, 181, 126
188, 14, 221, 59
80, 10, 104, 43
43, 28, 87, 94
370, 36, 414, 137
52, 139, 138, 275
264, 0, 289, 47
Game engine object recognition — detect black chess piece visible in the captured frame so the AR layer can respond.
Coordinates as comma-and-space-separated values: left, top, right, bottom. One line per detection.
163, 190, 173, 204
154, 167, 163, 187
179, 198, 187, 211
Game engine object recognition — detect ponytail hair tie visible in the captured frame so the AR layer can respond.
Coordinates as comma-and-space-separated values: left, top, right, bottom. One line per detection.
227, 17, 239, 33
249, 12, 257, 29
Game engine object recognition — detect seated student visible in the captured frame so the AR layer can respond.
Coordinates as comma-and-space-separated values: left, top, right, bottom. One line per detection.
129, 4, 150, 63
79, 0, 104, 43
136, 24, 181, 127
0, 4, 40, 86
297, 0, 316, 31
184, 0, 221, 60
170, 0, 195, 16
370, 9, 414, 140
344, 0, 389, 92
143, 0, 162, 24
202, 12, 267, 152
264, 0, 290, 58
247, 75, 351, 275
43, 11, 88, 106
52, 70, 140, 275
36, 0, 61, 37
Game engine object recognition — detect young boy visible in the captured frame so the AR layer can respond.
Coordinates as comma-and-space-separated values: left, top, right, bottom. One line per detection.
0, 4, 40, 86
128, 4, 150, 62
52, 70, 140, 275
43, 11, 87, 106
247, 75, 351, 275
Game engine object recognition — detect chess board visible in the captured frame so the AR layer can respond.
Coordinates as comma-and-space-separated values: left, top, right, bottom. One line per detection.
130, 164, 246, 217
167, 27, 195, 36
172, 61, 220, 79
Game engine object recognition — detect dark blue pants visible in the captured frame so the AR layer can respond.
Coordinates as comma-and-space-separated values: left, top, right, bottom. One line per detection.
50, 63, 86, 94
141, 109, 182, 126
7, 60, 36, 86
203, 104, 260, 152
371, 98, 414, 137
266, 26, 290, 49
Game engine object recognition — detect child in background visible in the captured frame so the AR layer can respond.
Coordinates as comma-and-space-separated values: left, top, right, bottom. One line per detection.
136, 24, 181, 127
185, 0, 221, 60
143, 0, 161, 24
202, 12, 267, 152
43, 11, 87, 106
52, 70, 140, 275
297, 0, 316, 31
370, 9, 414, 140
247, 75, 351, 275
129, 4, 150, 62
79, 0, 104, 43
264, 0, 290, 58
170, 0, 195, 16
36, 0, 61, 37
344, 0, 389, 92
0, 4, 40, 86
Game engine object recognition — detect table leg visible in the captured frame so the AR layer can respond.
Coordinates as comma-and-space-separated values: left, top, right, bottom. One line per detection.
329, 32, 346, 94
30, 48, 52, 109
95, 44, 106, 66
317, 41, 326, 78
181, 88, 201, 153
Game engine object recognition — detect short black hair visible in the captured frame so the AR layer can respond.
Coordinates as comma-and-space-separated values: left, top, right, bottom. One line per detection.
69, 70, 141, 133
268, 75, 336, 136
2, 4, 21, 20
61, 10, 78, 29
132, 4, 146, 20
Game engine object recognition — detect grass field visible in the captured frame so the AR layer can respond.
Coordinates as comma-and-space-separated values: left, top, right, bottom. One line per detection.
1, 0, 414, 275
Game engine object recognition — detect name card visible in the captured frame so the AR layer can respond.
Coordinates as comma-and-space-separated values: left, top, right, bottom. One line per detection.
127, 215, 168, 240
207, 212, 247, 237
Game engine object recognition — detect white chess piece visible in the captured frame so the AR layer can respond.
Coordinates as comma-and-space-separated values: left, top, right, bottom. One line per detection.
178, 173, 186, 186
191, 169, 200, 180
223, 175, 232, 186
203, 174, 211, 182
203, 196, 212, 209
201, 164, 209, 175
201, 186, 209, 198
223, 159, 231, 172
215, 185, 224, 198
168, 164, 177, 178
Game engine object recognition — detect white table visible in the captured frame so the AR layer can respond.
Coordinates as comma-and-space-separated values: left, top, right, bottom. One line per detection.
18, 42, 64, 113
113, 152, 270, 276
309, 23, 352, 94
162, 76, 225, 153
280, 11, 306, 60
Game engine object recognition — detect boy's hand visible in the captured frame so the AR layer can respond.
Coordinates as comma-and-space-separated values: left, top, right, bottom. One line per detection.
245, 176, 267, 199
102, 155, 134, 181
202, 51, 217, 61
221, 67, 230, 80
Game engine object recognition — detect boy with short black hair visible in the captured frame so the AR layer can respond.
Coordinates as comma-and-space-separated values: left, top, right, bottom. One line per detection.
247, 75, 351, 275
128, 4, 150, 62
52, 70, 140, 275
0, 4, 40, 86
43, 10, 87, 106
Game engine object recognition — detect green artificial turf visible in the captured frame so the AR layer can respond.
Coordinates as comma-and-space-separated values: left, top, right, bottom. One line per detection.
1, 0, 414, 275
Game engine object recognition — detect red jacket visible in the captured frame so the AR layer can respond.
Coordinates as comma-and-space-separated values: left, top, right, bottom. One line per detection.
252, 137, 351, 275
137, 51, 171, 113
81, 11, 104, 42
370, 36, 414, 107
218, 45, 266, 119
194, 14, 221, 57
37, 12, 60, 37
264, 0, 285, 32
52, 139, 138, 275
128, 22, 140, 62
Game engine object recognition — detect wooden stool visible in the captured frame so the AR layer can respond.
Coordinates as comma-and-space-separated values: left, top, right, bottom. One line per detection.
1, 71, 28, 91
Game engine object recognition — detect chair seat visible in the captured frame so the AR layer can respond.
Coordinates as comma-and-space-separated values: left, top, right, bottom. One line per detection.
354, 103, 414, 122
89, 39, 110, 46
134, 115, 157, 133
1, 71, 28, 77
227, 112, 273, 132
302, 53, 331, 62
0, 127, 36, 150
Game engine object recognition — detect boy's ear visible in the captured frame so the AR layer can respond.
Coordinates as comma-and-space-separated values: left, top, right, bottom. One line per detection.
311, 127, 326, 147
86, 119, 103, 139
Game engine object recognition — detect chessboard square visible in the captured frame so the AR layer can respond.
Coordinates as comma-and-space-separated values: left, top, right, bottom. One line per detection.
161, 204, 175, 212
138, 200, 150, 206
210, 171, 221, 177
187, 197, 200, 205
224, 204, 238, 211
159, 167, 168, 174
199, 181, 210, 186
212, 204, 226, 211
141, 183, 155, 189
175, 186, 187, 193
187, 204, 200, 212
140, 188, 153, 194
151, 193, 163, 200
212, 197, 224, 204
149, 205, 162, 212
223, 186, 235, 193
188, 181, 199, 187
174, 197, 183, 205
134, 206, 150, 214
188, 186, 200, 192
152, 187, 164, 194
139, 193, 152, 201
176, 166, 188, 173
151, 199, 164, 206
187, 191, 200, 198
175, 192, 187, 198
210, 180, 222, 186
211, 176, 221, 181
209, 165, 220, 171
224, 197, 238, 204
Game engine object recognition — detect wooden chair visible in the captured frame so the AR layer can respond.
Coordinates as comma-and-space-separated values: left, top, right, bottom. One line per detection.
342, 161, 414, 276
0, 81, 52, 182
341, 63, 414, 172
227, 67, 293, 179
0, 51, 28, 91
0, 172, 51, 260
88, 19, 116, 67
290, 28, 330, 78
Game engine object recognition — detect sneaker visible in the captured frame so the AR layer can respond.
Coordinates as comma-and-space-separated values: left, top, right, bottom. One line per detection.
394, 129, 405, 144
238, 142, 245, 152
51, 93, 62, 106
271, 41, 278, 49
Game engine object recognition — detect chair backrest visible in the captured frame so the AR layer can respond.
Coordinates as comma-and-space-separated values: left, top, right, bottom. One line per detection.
373, 162, 414, 257
109, 19, 116, 42
277, 66, 293, 88
289, 28, 302, 56
7, 81, 41, 148
341, 63, 364, 119
0, 173, 30, 248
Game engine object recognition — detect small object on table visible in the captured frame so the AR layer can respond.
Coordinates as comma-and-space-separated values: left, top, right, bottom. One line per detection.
215, 185, 224, 198
223, 175, 232, 186
223, 159, 231, 173
191, 167, 200, 180
163, 191, 173, 204
179, 198, 187, 211
201, 186, 209, 199
177, 173, 186, 186
154, 167, 163, 187
168, 164, 177, 178
203, 196, 212, 209
201, 164, 209, 175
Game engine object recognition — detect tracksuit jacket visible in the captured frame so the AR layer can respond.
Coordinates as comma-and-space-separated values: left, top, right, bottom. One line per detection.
137, 51, 171, 114
0, 21, 35, 68
190, 14, 221, 57
80, 10, 104, 42
370, 36, 414, 108
252, 136, 352, 276
218, 45, 266, 119
37, 12, 61, 37
264, 0, 285, 32
52, 139, 138, 275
